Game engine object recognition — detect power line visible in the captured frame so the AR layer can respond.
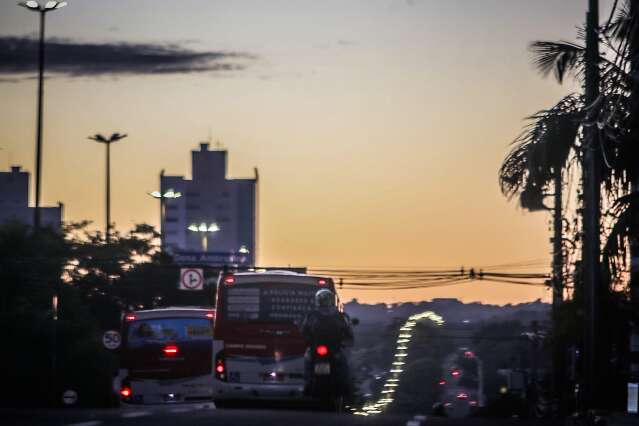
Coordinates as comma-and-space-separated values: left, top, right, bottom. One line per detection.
309, 263, 550, 291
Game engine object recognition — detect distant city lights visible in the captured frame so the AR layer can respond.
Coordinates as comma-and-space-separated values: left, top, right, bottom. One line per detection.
353, 311, 445, 416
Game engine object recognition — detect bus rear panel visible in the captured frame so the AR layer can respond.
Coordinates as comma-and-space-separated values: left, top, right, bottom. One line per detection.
212, 272, 337, 401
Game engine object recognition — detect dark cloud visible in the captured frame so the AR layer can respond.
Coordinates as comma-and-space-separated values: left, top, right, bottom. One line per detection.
0, 36, 255, 79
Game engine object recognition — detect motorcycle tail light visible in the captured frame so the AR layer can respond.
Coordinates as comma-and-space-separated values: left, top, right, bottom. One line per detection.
316, 345, 329, 357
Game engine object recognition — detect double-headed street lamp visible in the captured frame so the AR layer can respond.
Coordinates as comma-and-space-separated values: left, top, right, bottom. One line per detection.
88, 133, 128, 243
149, 170, 182, 250
188, 222, 220, 252
18, 1, 67, 230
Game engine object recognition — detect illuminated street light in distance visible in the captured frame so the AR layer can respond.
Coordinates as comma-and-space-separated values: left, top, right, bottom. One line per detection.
188, 222, 220, 233
19, 1, 67, 11
21, 1, 40, 9
150, 189, 182, 199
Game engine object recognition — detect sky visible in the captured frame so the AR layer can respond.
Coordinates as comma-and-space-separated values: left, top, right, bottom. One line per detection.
0, 0, 615, 305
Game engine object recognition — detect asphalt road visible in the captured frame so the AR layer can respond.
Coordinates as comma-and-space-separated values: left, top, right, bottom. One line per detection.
0, 403, 567, 426
2, 403, 418, 426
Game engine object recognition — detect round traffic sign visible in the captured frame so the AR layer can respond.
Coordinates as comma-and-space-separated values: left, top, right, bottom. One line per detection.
102, 330, 121, 350
180, 268, 204, 290
62, 389, 78, 405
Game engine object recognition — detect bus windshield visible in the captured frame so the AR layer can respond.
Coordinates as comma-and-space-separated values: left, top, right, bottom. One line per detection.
222, 282, 321, 322
127, 318, 212, 348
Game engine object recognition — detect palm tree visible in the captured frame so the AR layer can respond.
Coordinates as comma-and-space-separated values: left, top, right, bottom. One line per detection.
522, 2, 639, 294
499, 2, 639, 408
499, 95, 581, 305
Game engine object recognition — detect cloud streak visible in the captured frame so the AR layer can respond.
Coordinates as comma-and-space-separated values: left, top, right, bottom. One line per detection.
0, 36, 255, 79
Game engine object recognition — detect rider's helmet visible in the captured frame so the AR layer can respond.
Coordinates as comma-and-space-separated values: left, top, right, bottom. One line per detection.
314, 289, 335, 309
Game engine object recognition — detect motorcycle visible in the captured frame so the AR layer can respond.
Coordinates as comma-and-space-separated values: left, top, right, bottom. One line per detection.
307, 343, 347, 411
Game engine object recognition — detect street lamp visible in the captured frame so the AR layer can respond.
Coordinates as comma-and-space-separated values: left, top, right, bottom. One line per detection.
88, 133, 128, 243
149, 171, 182, 250
18, 1, 67, 231
188, 222, 220, 252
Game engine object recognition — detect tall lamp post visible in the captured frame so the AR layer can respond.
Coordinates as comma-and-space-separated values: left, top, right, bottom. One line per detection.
88, 133, 128, 243
188, 222, 220, 252
149, 173, 182, 251
18, 1, 67, 231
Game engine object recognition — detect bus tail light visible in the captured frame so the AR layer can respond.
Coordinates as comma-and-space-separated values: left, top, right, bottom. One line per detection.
163, 345, 179, 357
316, 345, 329, 357
223, 276, 235, 285
120, 386, 132, 399
124, 314, 136, 321
205, 311, 215, 319
215, 351, 227, 381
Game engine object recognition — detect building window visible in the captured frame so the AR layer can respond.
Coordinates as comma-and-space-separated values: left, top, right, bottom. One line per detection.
166, 205, 178, 211
186, 204, 200, 210
222, 191, 230, 198
186, 192, 199, 197
165, 217, 178, 223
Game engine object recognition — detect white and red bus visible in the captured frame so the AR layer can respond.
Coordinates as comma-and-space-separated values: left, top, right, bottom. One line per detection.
212, 270, 339, 402
117, 307, 215, 404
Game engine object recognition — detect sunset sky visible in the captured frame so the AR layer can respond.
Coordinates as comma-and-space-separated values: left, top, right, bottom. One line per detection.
0, 0, 613, 305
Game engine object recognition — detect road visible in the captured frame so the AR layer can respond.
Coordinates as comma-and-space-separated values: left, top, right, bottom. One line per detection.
0, 403, 563, 426
1, 403, 414, 426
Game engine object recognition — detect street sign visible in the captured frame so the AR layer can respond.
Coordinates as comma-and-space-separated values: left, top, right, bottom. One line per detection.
180, 268, 204, 291
102, 330, 121, 350
172, 250, 250, 267
62, 389, 78, 405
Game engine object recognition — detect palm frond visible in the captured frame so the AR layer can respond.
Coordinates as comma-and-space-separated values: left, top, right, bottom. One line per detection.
499, 95, 582, 208
530, 41, 585, 84
602, 192, 639, 281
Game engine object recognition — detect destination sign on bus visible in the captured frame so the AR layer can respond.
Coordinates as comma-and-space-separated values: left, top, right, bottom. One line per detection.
225, 285, 316, 322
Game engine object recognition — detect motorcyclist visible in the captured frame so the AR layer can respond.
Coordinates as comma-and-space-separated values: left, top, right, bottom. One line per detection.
299, 288, 354, 395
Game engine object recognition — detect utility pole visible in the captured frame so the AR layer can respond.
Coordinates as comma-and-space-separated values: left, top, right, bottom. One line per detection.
18, 1, 68, 231
159, 169, 165, 251
583, 0, 603, 410
88, 133, 128, 243
627, 0, 639, 407
552, 166, 564, 411
34, 9, 45, 231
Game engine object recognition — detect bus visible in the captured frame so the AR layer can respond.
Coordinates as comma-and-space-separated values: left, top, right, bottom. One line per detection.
211, 270, 340, 402
117, 307, 216, 404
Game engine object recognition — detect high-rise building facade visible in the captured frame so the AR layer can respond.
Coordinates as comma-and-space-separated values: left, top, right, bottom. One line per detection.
0, 166, 63, 228
161, 143, 257, 266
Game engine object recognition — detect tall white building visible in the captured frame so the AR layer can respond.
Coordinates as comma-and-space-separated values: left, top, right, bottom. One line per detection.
0, 166, 63, 228
161, 143, 257, 266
